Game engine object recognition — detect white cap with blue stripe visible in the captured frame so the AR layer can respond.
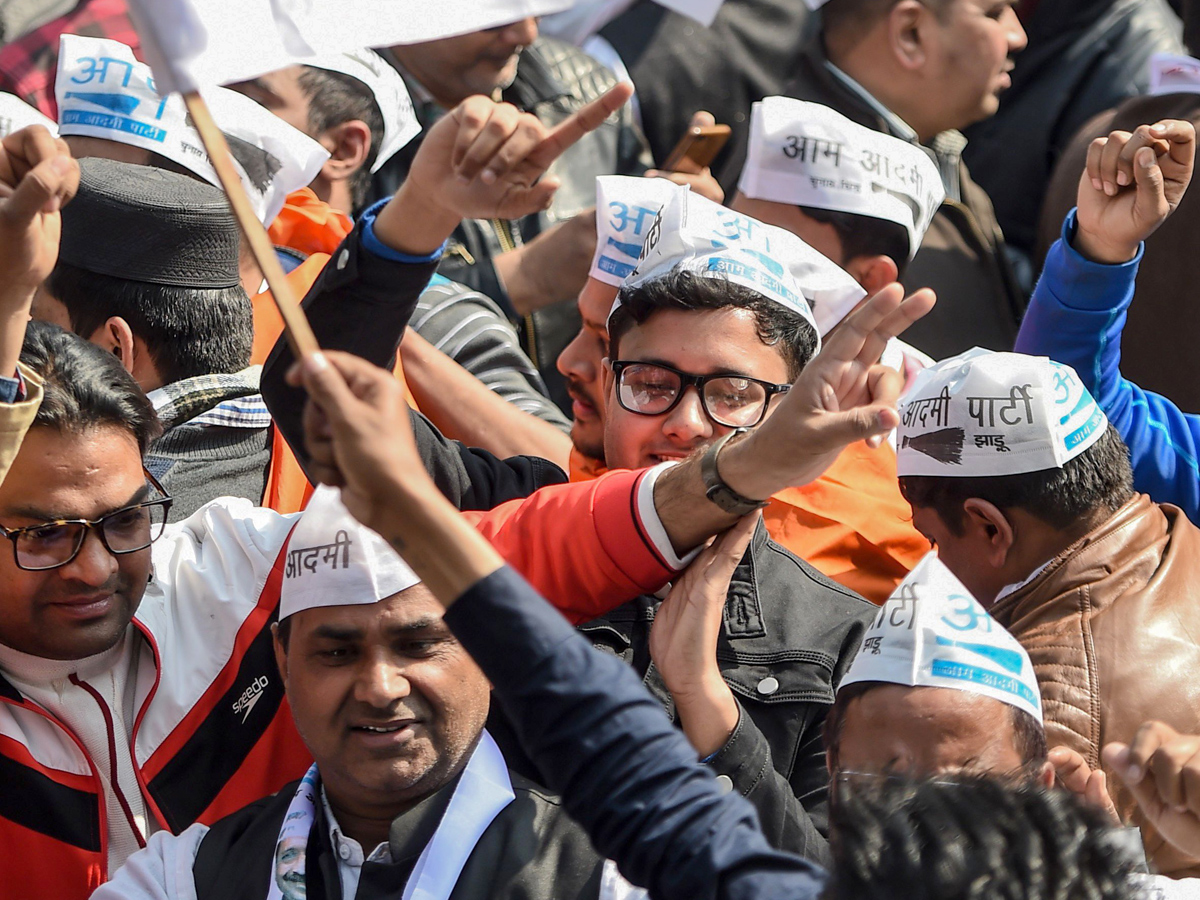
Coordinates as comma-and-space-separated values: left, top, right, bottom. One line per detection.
897, 348, 1108, 478
590, 175, 686, 287
841, 552, 1043, 722
612, 189, 866, 342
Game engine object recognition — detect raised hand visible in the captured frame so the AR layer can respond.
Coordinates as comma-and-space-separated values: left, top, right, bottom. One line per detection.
1103, 721, 1200, 858
0, 125, 79, 374
288, 350, 422, 535
720, 282, 936, 502
1074, 119, 1195, 264
406, 83, 633, 223
649, 515, 756, 758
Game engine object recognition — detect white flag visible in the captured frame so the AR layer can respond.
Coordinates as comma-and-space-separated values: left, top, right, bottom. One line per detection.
126, 0, 575, 95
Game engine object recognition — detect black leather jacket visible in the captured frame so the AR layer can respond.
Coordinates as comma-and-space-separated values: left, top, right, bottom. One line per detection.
369, 36, 653, 412
487, 520, 874, 866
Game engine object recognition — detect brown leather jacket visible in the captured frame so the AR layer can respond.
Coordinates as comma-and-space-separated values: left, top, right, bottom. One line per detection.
989, 494, 1200, 877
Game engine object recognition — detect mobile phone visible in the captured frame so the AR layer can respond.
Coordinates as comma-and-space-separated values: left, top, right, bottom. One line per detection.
662, 123, 732, 173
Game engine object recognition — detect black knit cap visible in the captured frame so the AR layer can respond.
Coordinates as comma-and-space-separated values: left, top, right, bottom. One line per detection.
59, 158, 241, 288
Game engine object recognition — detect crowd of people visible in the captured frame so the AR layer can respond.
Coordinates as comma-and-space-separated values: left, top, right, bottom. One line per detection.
5, 0, 1200, 897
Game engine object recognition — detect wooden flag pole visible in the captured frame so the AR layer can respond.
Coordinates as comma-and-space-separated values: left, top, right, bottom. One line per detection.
182, 90, 320, 358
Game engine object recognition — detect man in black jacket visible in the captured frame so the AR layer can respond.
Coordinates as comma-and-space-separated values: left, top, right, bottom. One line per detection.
95, 488, 621, 900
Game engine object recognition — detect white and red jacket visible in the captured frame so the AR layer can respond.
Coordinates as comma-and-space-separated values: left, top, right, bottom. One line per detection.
0, 467, 679, 899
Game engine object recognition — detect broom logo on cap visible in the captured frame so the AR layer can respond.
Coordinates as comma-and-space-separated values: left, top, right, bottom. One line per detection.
901, 428, 965, 466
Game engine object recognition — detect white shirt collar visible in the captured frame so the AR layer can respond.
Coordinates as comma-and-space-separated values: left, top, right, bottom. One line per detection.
321, 786, 392, 868
992, 558, 1055, 608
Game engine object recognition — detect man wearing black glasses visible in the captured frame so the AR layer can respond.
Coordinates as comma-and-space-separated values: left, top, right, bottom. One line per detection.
523, 211, 880, 867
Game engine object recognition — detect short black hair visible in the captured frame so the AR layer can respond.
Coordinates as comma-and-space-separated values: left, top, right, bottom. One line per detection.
298, 66, 384, 211
276, 615, 292, 650
46, 262, 253, 386
20, 321, 161, 455
899, 423, 1135, 536
800, 205, 913, 277
822, 0, 955, 45
823, 680, 1048, 773
608, 268, 819, 381
823, 776, 1142, 900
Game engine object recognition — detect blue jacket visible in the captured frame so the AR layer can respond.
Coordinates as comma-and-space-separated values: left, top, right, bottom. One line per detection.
445, 566, 827, 900
1015, 210, 1200, 523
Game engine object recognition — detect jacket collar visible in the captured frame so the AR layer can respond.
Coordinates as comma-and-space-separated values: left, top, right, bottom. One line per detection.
989, 493, 1160, 622
800, 39, 965, 201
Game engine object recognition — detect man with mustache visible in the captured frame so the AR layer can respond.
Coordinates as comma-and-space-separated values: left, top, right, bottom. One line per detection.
95, 488, 622, 900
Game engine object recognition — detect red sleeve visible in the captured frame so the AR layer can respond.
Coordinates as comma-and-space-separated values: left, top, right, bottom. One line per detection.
462, 468, 678, 624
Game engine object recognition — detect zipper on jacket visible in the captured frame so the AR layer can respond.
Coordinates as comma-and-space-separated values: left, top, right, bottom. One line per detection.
70, 674, 148, 851
490, 218, 544, 366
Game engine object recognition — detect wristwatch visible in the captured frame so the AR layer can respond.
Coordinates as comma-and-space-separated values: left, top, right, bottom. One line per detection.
700, 429, 769, 515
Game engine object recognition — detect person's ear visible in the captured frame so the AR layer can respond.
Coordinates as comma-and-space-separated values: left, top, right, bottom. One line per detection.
961, 498, 1016, 568
1038, 759, 1056, 789
887, 0, 929, 70
601, 357, 615, 399
89, 317, 137, 374
846, 254, 900, 295
319, 119, 373, 184
272, 622, 290, 684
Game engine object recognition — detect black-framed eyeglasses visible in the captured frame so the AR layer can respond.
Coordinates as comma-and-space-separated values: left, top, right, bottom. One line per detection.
609, 360, 791, 428
0, 471, 173, 571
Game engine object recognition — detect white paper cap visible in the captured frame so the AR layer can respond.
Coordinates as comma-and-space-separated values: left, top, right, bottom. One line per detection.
302, 49, 420, 173
0, 93, 56, 139
201, 86, 330, 225
738, 98, 944, 260
1149, 53, 1200, 96
591, 175, 687, 287
896, 348, 1108, 478
56, 35, 329, 226
618, 190, 867, 342
841, 553, 1043, 722
280, 486, 421, 621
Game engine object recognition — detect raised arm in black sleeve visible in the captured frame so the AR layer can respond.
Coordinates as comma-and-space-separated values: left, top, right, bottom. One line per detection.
445, 565, 828, 900
261, 222, 568, 511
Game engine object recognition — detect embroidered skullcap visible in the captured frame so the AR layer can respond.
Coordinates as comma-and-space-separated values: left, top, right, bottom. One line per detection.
59, 157, 241, 288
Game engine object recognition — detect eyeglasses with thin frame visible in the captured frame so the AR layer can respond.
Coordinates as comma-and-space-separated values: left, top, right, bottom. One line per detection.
609, 360, 791, 429
0, 471, 173, 571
